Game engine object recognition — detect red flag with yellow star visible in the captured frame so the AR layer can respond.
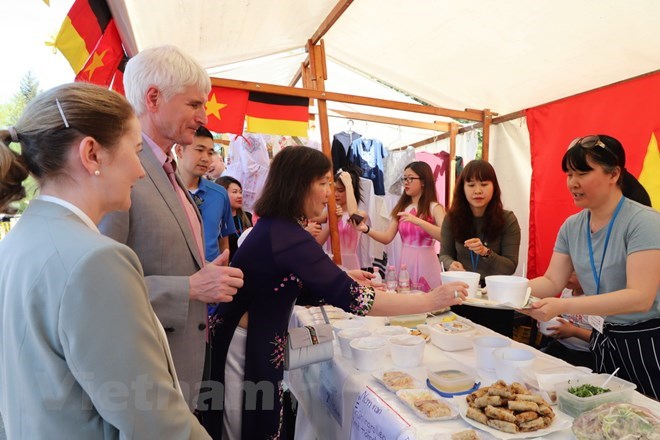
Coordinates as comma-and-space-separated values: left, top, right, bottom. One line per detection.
205, 86, 249, 135
75, 20, 125, 87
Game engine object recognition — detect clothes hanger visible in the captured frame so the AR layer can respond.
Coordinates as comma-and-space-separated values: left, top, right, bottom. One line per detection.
346, 119, 354, 134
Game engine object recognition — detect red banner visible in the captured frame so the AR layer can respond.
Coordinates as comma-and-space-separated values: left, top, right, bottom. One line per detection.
525, 72, 660, 278
205, 86, 249, 135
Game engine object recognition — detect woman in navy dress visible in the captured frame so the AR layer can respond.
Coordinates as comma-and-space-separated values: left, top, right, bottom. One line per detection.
201, 146, 468, 439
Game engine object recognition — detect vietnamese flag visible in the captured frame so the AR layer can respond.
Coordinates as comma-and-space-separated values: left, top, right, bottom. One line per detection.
525, 72, 660, 278
246, 92, 309, 137
110, 55, 129, 96
75, 20, 125, 87
205, 86, 249, 135
52, 0, 112, 74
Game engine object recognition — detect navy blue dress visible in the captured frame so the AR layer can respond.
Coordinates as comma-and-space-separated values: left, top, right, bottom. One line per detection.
201, 217, 375, 439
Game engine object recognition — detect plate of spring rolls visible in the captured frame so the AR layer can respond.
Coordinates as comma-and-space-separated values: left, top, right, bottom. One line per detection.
457, 380, 572, 439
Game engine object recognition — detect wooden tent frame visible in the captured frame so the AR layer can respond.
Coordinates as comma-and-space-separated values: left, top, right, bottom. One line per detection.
209, 1, 492, 265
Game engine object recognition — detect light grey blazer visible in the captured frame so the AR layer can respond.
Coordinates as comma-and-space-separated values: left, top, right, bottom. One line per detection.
99, 140, 207, 409
0, 200, 210, 439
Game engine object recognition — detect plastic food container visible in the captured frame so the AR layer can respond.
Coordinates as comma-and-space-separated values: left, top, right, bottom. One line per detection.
337, 327, 371, 359
538, 317, 562, 336
389, 335, 425, 367
389, 314, 427, 328
492, 347, 535, 383
472, 335, 511, 371
429, 320, 476, 351
332, 318, 364, 336
555, 373, 637, 417
485, 275, 529, 307
440, 271, 481, 297
349, 336, 388, 371
427, 363, 476, 394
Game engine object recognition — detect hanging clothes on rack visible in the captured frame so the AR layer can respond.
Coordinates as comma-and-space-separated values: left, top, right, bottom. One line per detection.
331, 128, 361, 171
224, 133, 270, 213
348, 137, 388, 195
383, 146, 416, 196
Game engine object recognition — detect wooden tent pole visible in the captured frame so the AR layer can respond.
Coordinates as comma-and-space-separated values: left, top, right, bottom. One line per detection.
308, 39, 342, 265
482, 109, 492, 161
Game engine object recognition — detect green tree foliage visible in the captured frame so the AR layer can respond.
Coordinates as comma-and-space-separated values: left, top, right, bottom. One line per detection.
1, 72, 41, 214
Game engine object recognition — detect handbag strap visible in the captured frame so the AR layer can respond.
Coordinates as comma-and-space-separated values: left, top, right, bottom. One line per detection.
319, 304, 331, 325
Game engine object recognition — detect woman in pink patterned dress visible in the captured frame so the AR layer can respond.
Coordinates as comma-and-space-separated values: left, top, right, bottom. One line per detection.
357, 161, 444, 292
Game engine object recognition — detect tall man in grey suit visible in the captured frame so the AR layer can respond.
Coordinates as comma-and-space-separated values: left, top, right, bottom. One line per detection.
99, 45, 244, 410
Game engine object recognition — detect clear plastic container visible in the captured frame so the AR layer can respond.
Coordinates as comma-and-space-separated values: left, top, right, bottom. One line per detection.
555, 373, 637, 417
385, 265, 397, 292
427, 366, 476, 393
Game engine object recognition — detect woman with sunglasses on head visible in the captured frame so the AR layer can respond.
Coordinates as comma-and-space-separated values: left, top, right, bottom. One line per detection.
439, 160, 521, 337
356, 161, 444, 292
317, 166, 368, 270
525, 134, 660, 399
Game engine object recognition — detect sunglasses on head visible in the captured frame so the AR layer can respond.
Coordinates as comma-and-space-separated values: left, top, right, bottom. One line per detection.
567, 135, 617, 160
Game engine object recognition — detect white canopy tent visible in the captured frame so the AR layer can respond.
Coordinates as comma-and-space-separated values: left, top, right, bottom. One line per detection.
107, 0, 660, 115
105, 0, 660, 273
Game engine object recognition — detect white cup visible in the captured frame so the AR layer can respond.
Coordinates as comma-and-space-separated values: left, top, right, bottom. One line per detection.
373, 325, 409, 340
332, 319, 364, 337
350, 336, 388, 371
485, 275, 529, 307
441, 271, 481, 297
492, 347, 535, 382
389, 335, 425, 367
539, 317, 562, 336
473, 335, 511, 371
337, 328, 371, 359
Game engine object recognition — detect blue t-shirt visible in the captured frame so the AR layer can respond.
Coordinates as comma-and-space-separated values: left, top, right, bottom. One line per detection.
192, 178, 236, 261
554, 198, 660, 325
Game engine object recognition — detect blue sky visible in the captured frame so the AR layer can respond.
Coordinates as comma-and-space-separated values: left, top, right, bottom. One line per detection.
0, 0, 75, 102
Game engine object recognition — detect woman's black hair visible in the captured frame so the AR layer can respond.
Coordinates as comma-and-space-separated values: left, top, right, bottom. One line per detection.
446, 160, 505, 241
254, 146, 331, 220
334, 164, 363, 204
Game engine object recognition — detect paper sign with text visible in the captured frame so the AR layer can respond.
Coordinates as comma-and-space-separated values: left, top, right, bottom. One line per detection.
350, 386, 415, 440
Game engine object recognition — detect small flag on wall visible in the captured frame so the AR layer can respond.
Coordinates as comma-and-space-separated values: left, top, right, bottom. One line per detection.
52, 0, 113, 74
205, 86, 249, 135
246, 92, 309, 137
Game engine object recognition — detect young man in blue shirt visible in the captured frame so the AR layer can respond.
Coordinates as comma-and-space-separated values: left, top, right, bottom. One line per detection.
175, 126, 236, 260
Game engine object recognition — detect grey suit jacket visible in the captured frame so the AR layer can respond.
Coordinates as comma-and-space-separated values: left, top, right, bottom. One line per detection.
99, 140, 208, 409
0, 200, 210, 439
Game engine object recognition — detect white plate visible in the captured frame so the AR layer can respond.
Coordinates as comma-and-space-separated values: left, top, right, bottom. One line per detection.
462, 292, 539, 310
396, 388, 458, 421
456, 399, 572, 439
372, 369, 424, 392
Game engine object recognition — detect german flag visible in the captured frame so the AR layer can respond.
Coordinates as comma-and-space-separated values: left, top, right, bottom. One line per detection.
75, 20, 125, 88
206, 86, 249, 135
246, 92, 309, 137
53, 0, 112, 74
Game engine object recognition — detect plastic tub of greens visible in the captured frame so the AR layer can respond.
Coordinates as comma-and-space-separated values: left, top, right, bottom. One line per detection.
555, 374, 636, 417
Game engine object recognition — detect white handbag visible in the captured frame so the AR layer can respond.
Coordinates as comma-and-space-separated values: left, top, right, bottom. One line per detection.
284, 306, 334, 370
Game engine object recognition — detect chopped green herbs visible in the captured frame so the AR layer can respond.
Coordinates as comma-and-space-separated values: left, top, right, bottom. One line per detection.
568, 383, 611, 398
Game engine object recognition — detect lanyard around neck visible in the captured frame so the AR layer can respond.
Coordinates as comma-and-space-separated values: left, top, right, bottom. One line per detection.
236, 215, 243, 235
469, 250, 480, 271
587, 196, 625, 295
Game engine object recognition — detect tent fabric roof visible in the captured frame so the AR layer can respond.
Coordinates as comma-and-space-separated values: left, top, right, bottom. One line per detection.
108, 0, 660, 115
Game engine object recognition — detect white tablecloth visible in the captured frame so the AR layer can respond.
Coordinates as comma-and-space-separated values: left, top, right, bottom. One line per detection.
284, 306, 660, 440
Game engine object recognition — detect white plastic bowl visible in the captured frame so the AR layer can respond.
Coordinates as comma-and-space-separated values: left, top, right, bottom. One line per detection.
472, 335, 511, 371
441, 271, 481, 297
337, 328, 372, 359
428, 320, 477, 351
349, 336, 388, 371
389, 335, 425, 367
373, 325, 409, 339
538, 317, 562, 336
492, 347, 535, 382
332, 319, 364, 337
485, 275, 529, 307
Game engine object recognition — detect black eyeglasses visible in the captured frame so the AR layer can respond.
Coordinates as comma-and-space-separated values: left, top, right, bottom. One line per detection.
568, 135, 617, 160
400, 176, 421, 184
